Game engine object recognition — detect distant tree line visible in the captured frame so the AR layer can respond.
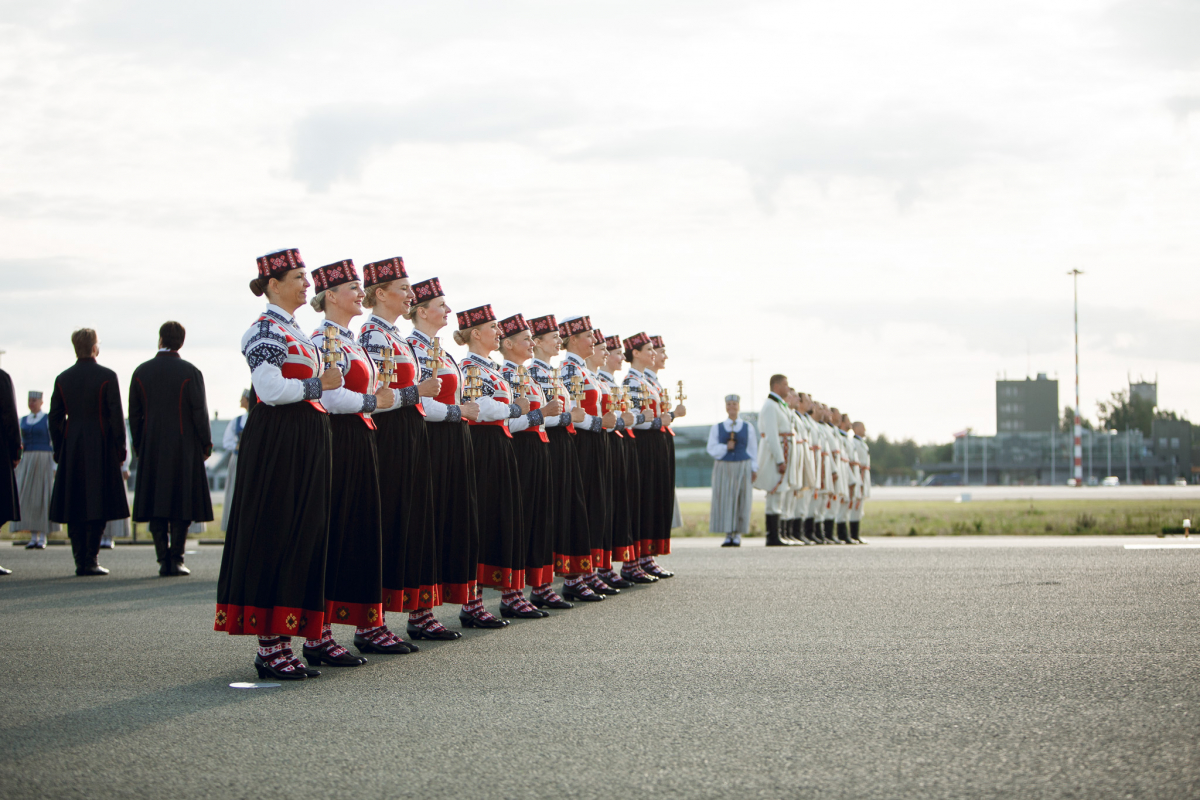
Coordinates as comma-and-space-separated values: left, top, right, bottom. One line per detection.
867, 435, 954, 480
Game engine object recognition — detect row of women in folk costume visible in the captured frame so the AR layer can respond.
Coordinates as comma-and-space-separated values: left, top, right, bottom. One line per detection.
754, 375, 871, 547
215, 249, 687, 681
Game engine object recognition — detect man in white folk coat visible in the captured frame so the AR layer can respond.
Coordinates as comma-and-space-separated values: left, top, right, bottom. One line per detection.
754, 374, 797, 547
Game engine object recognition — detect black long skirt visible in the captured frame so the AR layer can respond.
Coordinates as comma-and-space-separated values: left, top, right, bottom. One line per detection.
375, 405, 440, 612
634, 428, 671, 558
469, 424, 524, 590
216, 401, 330, 640
426, 420, 478, 604
545, 425, 592, 574
609, 431, 637, 563
658, 428, 677, 555
510, 432, 556, 587
324, 414, 383, 629
572, 430, 612, 571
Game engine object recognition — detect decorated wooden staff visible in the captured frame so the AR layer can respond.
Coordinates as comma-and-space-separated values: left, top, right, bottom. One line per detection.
379, 346, 397, 389
322, 323, 342, 370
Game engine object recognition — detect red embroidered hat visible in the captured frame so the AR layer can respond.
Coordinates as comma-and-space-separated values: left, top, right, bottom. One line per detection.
650, 335, 665, 348
256, 248, 305, 279
499, 313, 530, 339
623, 332, 650, 351
457, 304, 496, 330
528, 314, 557, 337
558, 315, 592, 338
604, 334, 621, 351
362, 257, 407, 288
411, 277, 444, 302
592, 328, 605, 346
312, 260, 359, 292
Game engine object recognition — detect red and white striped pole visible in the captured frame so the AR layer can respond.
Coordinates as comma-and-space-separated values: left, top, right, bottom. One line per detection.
1069, 269, 1084, 486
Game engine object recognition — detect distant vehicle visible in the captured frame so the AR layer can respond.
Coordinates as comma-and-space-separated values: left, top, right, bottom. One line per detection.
1176, 479, 1189, 487
1101, 476, 1120, 487
921, 473, 963, 487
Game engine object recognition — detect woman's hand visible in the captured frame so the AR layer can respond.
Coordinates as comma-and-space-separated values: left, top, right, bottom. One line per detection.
418, 376, 441, 397
621, 411, 635, 428
543, 398, 563, 417
514, 396, 531, 414
602, 411, 617, 429
374, 386, 395, 409
320, 366, 343, 390
673, 403, 687, 418
459, 401, 480, 422
570, 407, 586, 424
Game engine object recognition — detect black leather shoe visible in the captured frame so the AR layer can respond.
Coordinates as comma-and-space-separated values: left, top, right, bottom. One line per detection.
721, 537, 736, 547
601, 574, 636, 589
167, 560, 190, 576
500, 603, 548, 619
561, 583, 605, 602
620, 569, 657, 584
457, 611, 509, 629
75, 565, 109, 576
24, 541, 44, 550
303, 644, 366, 667
589, 580, 621, 595
531, 593, 573, 610
643, 562, 675, 578
254, 654, 307, 681
353, 633, 414, 654
408, 623, 464, 640
0, 565, 10, 575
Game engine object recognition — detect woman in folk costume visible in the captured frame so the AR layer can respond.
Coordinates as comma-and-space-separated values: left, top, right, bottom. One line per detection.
219, 389, 250, 533
558, 316, 623, 597
620, 333, 675, 581
455, 304, 534, 626
526, 315, 606, 603
13, 390, 59, 548
497, 314, 565, 617
644, 336, 687, 574
0, 368, 20, 574
358, 258, 459, 645
587, 330, 636, 588
299, 259, 396, 668
405, 278, 494, 628
216, 248, 342, 681
597, 334, 645, 582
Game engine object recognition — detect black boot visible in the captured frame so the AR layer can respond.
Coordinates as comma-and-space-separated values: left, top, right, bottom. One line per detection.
76, 524, 109, 576
792, 519, 809, 545
837, 522, 851, 544
167, 520, 190, 576
765, 514, 786, 546
777, 518, 795, 545
150, 520, 171, 576
802, 518, 818, 544
850, 520, 864, 544
823, 519, 837, 544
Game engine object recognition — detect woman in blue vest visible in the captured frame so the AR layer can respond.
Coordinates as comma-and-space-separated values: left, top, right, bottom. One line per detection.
705, 394, 758, 547
13, 390, 59, 548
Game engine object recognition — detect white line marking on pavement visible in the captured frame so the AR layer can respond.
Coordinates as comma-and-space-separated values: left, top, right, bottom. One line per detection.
229, 682, 281, 689
1124, 544, 1200, 550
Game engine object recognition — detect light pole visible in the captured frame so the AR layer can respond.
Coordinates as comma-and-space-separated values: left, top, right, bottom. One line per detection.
1050, 423, 1055, 485
1125, 428, 1131, 485
1107, 429, 1115, 479
1068, 269, 1084, 486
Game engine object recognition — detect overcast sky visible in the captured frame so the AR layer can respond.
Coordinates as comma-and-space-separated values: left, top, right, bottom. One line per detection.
2, 0, 1197, 441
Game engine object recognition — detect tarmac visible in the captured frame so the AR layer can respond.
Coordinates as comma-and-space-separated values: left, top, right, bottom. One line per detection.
1, 536, 1198, 799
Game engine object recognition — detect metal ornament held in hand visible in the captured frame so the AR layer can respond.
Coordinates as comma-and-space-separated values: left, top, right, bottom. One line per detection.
676, 380, 687, 405
517, 365, 533, 398
379, 346, 397, 388
463, 364, 483, 400
569, 373, 584, 403
425, 336, 444, 375
322, 324, 342, 369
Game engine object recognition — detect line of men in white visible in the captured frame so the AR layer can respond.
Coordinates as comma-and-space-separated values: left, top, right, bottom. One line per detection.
707, 373, 871, 547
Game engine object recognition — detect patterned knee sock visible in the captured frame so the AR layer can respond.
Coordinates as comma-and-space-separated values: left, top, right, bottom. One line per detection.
532, 583, 566, 603
257, 636, 299, 673
304, 623, 333, 649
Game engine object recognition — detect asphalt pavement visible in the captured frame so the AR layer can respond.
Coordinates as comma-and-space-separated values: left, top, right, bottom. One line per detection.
1, 538, 1197, 799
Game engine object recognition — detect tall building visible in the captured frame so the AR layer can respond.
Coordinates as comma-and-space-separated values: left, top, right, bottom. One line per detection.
1130, 379, 1157, 407
996, 374, 1059, 433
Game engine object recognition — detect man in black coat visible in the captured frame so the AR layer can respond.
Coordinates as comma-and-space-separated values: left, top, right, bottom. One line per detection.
49, 328, 130, 576
129, 321, 214, 576
0, 367, 21, 575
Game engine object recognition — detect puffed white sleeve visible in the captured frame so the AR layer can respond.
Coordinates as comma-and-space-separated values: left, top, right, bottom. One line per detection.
310, 331, 373, 415
245, 339, 316, 406
222, 416, 241, 451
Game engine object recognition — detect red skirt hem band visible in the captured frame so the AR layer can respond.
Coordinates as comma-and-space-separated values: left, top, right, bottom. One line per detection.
325, 600, 383, 628
590, 548, 613, 571
553, 552, 594, 575
648, 538, 672, 556
526, 564, 556, 587
613, 545, 638, 563
477, 563, 525, 591
441, 581, 476, 605
214, 604, 325, 639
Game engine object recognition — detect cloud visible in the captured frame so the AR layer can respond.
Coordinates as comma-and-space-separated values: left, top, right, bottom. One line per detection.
1107, 0, 1200, 68
288, 88, 581, 191
1166, 95, 1200, 121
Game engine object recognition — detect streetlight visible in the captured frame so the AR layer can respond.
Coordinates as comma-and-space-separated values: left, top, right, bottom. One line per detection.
1068, 269, 1084, 486
1107, 429, 1116, 480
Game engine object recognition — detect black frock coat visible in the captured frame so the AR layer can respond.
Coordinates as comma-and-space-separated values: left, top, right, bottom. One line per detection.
0, 369, 22, 523
48, 358, 130, 525
129, 351, 214, 523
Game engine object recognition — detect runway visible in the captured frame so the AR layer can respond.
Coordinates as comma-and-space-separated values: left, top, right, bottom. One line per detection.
1, 538, 1197, 799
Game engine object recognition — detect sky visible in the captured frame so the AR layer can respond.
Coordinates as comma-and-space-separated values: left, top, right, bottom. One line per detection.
1, 0, 1197, 441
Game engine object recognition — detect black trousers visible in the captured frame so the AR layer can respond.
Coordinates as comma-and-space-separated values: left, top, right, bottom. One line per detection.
149, 518, 188, 561
69, 521, 105, 567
